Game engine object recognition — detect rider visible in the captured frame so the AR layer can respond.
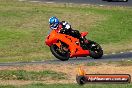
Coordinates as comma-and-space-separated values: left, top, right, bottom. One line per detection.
49, 16, 85, 44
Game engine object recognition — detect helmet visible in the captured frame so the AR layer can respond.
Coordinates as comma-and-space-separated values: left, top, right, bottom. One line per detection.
49, 16, 59, 29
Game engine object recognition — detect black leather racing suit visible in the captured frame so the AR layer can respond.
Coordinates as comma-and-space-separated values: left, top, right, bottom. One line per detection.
59, 21, 81, 39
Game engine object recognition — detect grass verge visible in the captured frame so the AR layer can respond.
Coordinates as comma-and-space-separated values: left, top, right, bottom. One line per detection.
0, 70, 67, 81
107, 60, 132, 66
0, 83, 132, 88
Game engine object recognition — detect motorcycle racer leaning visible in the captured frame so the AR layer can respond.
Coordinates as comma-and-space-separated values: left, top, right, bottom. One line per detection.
49, 16, 86, 44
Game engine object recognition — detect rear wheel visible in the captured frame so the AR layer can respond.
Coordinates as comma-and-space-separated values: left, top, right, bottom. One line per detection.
87, 40, 103, 59
50, 44, 70, 61
107, 0, 112, 2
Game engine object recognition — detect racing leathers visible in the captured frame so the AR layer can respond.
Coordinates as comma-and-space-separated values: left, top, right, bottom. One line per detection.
56, 21, 81, 39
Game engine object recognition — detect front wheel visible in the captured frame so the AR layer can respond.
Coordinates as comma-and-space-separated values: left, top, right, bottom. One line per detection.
50, 44, 70, 61
88, 41, 103, 59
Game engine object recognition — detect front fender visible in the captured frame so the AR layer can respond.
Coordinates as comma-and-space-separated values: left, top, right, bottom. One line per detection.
45, 37, 58, 46
45, 30, 59, 46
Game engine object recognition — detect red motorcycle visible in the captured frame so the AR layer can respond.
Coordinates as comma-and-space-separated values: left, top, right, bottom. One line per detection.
45, 30, 103, 61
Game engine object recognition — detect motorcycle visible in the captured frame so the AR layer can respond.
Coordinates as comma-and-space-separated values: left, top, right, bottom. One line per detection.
45, 29, 103, 61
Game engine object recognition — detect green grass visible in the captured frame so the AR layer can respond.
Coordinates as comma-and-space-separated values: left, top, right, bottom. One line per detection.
0, 70, 67, 80
0, 0, 132, 62
107, 60, 132, 66
0, 85, 15, 88
85, 62, 102, 66
0, 83, 132, 88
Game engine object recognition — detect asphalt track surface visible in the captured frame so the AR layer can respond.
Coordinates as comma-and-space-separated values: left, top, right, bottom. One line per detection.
0, 51, 132, 66
31, 0, 132, 6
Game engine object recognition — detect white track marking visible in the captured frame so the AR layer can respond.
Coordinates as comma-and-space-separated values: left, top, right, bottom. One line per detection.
120, 52, 124, 54
82, 4, 89, 6
29, 1, 41, 3
46, 2, 55, 4
112, 52, 116, 54
99, 5, 104, 6
18, 0, 26, 1
99, 50, 132, 56
130, 50, 132, 52
31, 60, 36, 62
18, 0, 54, 3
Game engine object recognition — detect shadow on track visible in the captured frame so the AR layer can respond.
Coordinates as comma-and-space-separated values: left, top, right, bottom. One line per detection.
48, 52, 132, 63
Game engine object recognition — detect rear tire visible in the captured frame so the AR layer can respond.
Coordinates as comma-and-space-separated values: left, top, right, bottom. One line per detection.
50, 44, 70, 61
87, 41, 103, 59
107, 0, 112, 2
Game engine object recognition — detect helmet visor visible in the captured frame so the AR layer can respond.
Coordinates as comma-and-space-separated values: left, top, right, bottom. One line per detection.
50, 23, 58, 29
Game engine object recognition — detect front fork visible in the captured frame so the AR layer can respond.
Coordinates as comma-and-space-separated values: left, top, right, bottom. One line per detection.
54, 41, 61, 48
54, 41, 69, 53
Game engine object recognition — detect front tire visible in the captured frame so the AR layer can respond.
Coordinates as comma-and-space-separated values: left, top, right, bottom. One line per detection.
50, 44, 70, 61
